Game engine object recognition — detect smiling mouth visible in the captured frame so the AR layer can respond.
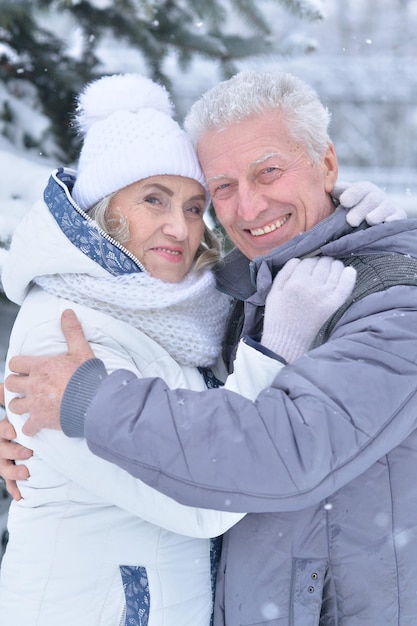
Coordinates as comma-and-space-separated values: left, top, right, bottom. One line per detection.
153, 247, 181, 256
249, 214, 290, 237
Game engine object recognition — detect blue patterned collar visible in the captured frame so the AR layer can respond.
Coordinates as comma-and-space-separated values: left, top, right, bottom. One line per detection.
44, 167, 145, 276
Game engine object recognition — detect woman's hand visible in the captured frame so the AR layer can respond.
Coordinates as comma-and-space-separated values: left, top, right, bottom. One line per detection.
0, 384, 32, 501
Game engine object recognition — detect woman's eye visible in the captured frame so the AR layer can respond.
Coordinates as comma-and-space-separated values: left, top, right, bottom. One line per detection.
144, 195, 161, 205
186, 205, 204, 217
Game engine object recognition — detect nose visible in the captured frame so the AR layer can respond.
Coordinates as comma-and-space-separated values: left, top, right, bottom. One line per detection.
161, 205, 188, 241
236, 181, 267, 221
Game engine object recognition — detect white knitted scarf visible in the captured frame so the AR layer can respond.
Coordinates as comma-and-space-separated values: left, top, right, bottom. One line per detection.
35, 270, 231, 367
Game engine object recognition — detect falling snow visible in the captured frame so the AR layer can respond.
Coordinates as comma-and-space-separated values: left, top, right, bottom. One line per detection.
1, 0, 417, 581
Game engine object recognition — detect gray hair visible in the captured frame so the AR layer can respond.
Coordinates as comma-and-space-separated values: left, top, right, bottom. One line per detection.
184, 71, 332, 164
88, 192, 129, 242
88, 194, 223, 274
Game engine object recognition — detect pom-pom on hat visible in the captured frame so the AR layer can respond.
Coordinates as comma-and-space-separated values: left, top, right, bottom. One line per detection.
72, 74, 207, 211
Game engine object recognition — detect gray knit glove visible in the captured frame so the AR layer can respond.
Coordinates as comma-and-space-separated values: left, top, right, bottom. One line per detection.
261, 257, 356, 362
332, 180, 407, 227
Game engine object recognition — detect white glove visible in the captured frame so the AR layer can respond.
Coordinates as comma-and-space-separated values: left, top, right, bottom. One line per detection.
261, 257, 356, 362
332, 180, 407, 227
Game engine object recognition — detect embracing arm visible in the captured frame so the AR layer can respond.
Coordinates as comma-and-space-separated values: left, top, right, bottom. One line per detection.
0, 309, 90, 500
4, 301, 246, 537
8, 262, 417, 515
5, 257, 360, 513
29, 428, 245, 537
81, 286, 417, 513
25, 326, 288, 537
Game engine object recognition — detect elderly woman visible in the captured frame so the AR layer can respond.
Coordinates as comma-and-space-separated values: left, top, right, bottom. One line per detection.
0, 73, 373, 625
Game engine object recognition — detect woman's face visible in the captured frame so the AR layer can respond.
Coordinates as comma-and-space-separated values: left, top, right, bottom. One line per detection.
108, 175, 207, 283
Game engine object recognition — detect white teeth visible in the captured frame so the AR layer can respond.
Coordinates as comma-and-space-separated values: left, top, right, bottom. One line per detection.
156, 248, 180, 255
250, 214, 289, 236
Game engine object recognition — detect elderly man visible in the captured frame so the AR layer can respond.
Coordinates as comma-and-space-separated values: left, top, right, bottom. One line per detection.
3, 71, 417, 625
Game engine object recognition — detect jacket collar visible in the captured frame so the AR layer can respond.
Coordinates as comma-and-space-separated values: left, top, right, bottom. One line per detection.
215, 207, 356, 301
45, 168, 144, 276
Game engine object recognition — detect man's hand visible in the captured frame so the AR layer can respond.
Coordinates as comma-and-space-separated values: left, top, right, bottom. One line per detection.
5, 309, 94, 436
262, 257, 356, 362
0, 385, 31, 500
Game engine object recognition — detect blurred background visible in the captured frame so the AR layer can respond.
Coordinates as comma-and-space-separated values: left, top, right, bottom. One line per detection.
1, 0, 417, 560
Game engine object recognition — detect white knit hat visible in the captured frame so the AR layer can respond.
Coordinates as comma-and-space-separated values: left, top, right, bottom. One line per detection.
72, 74, 207, 211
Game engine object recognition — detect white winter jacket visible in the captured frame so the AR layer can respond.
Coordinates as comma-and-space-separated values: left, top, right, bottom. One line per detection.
0, 169, 282, 626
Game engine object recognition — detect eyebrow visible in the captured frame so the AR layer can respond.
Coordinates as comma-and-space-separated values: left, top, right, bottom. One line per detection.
143, 183, 206, 202
251, 151, 283, 166
206, 151, 285, 184
205, 174, 228, 184
143, 183, 174, 197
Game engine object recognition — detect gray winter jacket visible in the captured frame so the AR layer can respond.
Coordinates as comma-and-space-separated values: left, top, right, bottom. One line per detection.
62, 207, 417, 625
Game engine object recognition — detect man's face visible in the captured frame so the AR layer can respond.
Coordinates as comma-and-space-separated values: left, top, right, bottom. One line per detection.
198, 110, 338, 260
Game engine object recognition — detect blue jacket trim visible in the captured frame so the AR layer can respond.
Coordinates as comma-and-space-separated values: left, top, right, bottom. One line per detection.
209, 536, 222, 626
120, 565, 150, 626
197, 367, 224, 389
44, 168, 143, 276
243, 336, 288, 364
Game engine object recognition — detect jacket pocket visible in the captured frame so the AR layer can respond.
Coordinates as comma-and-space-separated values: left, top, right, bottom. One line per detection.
290, 557, 328, 626
119, 565, 150, 626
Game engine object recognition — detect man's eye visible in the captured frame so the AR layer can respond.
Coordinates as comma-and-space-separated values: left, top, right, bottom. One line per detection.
261, 166, 281, 175
211, 182, 234, 198
259, 167, 283, 181
210, 182, 231, 193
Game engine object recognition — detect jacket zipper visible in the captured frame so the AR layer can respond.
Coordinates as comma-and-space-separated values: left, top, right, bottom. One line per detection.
74, 204, 147, 273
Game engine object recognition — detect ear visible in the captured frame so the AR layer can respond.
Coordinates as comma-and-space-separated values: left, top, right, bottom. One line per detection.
323, 143, 338, 193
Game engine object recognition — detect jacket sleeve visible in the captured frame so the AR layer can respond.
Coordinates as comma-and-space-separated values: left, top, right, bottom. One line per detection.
33, 338, 285, 535
83, 286, 417, 513
60, 336, 286, 436
6, 296, 245, 538
223, 336, 286, 399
